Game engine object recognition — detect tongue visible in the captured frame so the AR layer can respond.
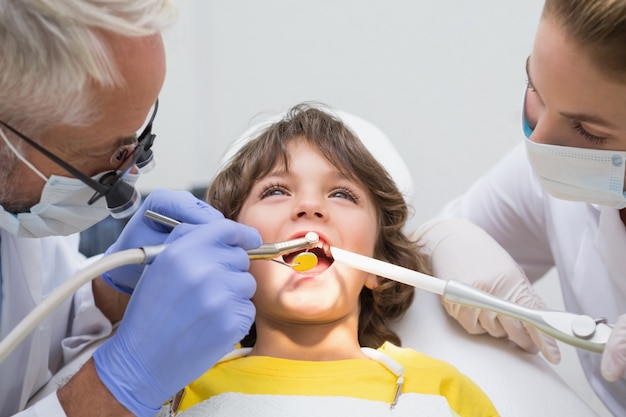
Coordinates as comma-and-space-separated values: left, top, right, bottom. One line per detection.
314, 256, 331, 270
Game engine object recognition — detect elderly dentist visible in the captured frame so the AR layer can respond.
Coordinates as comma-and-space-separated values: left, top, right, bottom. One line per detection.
416, 0, 626, 415
0, 2, 260, 417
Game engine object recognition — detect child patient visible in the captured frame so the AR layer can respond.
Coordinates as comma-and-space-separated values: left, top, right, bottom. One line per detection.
167, 103, 498, 417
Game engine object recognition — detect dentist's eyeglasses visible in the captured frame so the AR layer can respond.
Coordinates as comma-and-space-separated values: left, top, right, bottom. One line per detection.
0, 99, 158, 218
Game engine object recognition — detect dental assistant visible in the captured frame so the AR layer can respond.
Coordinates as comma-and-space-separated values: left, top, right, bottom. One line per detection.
0, 2, 260, 417
416, 1, 626, 415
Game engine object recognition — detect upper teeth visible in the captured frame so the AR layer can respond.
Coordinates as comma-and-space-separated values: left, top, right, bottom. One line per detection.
302, 232, 333, 258
312, 241, 332, 258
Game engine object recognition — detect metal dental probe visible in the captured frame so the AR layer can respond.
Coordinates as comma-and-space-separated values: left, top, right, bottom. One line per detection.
144, 210, 319, 271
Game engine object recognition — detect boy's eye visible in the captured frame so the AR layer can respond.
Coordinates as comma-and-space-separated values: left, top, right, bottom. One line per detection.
330, 187, 358, 203
259, 184, 290, 199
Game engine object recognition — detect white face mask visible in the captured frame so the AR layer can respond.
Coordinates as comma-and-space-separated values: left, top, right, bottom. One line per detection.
0, 127, 141, 237
0, 172, 140, 238
523, 117, 626, 209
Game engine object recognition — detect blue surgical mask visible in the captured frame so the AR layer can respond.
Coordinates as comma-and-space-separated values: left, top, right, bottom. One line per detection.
522, 113, 626, 209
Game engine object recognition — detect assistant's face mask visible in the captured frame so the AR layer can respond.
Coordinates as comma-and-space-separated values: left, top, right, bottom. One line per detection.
522, 114, 626, 209
0, 128, 140, 238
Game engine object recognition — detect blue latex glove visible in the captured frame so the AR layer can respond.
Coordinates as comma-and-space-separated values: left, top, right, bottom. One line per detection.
93, 217, 261, 417
102, 188, 224, 294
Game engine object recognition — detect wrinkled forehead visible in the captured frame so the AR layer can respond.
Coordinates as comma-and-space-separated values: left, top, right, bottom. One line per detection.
219, 109, 413, 200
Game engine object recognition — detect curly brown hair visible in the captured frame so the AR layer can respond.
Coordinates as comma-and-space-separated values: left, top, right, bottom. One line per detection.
207, 103, 430, 348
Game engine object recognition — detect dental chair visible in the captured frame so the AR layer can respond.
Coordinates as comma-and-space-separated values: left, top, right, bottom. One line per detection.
394, 290, 599, 416
28, 278, 602, 416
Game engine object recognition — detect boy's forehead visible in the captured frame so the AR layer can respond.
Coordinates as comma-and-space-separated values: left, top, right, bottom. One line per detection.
221, 108, 413, 200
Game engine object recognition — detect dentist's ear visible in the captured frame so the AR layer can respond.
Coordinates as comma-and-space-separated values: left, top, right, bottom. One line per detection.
109, 143, 136, 166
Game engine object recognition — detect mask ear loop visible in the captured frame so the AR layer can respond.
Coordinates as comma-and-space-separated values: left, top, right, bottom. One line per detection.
0, 127, 47, 182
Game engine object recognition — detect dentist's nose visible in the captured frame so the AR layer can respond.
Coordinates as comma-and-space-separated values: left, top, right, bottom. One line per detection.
530, 116, 569, 146
524, 89, 569, 147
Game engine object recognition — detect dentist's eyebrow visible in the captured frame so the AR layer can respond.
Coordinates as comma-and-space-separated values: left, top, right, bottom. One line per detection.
525, 56, 615, 128
561, 111, 616, 128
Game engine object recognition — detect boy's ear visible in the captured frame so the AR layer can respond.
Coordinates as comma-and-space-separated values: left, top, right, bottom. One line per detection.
364, 273, 379, 290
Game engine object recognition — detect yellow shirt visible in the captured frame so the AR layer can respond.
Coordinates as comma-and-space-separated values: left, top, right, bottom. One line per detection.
178, 342, 498, 417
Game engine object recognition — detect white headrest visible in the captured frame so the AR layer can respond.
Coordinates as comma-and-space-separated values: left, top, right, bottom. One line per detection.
219, 107, 414, 201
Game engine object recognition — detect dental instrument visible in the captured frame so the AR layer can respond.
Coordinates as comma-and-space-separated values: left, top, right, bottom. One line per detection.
0, 232, 319, 363
271, 252, 318, 272
330, 246, 613, 354
145, 210, 319, 271
0, 246, 155, 363
143, 209, 612, 352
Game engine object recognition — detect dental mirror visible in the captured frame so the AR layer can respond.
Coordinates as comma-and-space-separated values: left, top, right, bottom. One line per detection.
271, 252, 318, 272
143, 210, 320, 272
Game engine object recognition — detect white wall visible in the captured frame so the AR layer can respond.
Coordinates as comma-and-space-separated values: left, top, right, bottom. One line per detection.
142, 2, 615, 415
144, 0, 541, 226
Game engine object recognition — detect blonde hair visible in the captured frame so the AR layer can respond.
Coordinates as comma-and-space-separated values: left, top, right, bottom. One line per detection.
0, 0, 177, 132
543, 0, 626, 83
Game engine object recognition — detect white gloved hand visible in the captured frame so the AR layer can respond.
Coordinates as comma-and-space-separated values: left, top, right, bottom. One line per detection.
601, 314, 626, 381
414, 217, 561, 364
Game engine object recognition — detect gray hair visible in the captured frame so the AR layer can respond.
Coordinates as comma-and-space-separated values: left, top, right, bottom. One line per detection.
0, 0, 177, 133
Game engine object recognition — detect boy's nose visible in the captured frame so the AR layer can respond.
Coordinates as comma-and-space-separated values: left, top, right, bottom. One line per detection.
294, 197, 326, 219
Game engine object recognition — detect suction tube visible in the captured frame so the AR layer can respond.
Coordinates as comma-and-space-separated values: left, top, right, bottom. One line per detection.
0, 247, 155, 363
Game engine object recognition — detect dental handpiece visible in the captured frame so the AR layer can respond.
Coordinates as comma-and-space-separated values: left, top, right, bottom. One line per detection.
246, 232, 319, 260
330, 246, 613, 353
0, 216, 319, 364
144, 210, 319, 261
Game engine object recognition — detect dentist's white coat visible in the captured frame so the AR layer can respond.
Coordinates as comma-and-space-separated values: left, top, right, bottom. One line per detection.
0, 231, 112, 417
443, 142, 626, 416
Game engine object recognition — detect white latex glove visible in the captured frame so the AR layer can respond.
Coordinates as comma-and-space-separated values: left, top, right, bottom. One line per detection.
601, 314, 626, 381
414, 217, 561, 364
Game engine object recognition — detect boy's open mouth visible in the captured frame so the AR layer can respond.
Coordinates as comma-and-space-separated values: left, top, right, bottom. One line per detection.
283, 243, 334, 271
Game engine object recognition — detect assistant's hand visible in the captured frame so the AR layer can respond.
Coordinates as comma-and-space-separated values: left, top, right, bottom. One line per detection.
601, 314, 626, 381
414, 217, 561, 364
93, 218, 261, 417
102, 188, 224, 294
